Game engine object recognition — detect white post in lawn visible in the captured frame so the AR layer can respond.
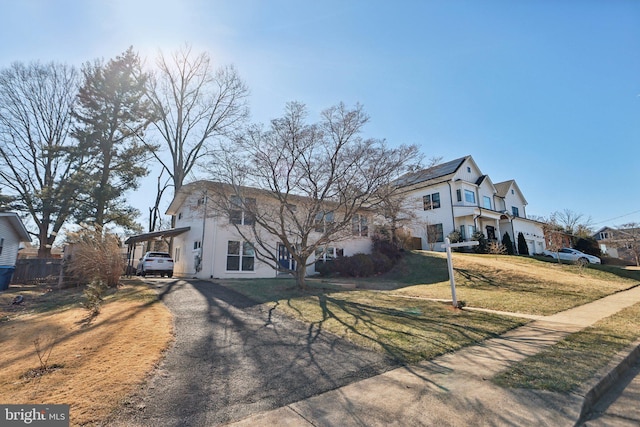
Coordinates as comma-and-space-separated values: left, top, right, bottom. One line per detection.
441, 237, 479, 308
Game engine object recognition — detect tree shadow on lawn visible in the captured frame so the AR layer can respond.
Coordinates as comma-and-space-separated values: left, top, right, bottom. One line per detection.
145, 278, 404, 426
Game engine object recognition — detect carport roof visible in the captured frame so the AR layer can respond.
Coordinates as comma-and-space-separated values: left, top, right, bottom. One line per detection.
124, 227, 190, 245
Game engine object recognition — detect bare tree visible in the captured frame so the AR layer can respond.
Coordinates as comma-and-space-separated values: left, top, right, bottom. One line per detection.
616, 223, 640, 267
209, 102, 419, 289
550, 209, 593, 237
145, 44, 249, 226
0, 62, 84, 257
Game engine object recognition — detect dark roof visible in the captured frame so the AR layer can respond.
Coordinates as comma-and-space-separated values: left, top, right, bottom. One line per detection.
394, 156, 468, 188
124, 227, 191, 245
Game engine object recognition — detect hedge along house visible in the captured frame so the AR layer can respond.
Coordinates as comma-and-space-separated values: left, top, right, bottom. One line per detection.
0, 212, 31, 289
165, 181, 373, 279
394, 156, 546, 255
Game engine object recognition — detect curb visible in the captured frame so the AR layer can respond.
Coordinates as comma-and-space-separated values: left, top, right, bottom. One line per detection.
574, 339, 640, 426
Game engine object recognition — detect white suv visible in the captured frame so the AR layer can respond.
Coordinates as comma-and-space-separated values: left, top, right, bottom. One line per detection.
136, 252, 174, 277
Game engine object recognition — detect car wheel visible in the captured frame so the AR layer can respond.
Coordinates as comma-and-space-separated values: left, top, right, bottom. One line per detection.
577, 257, 589, 266
141, 268, 146, 277
168, 271, 173, 278
160, 272, 165, 278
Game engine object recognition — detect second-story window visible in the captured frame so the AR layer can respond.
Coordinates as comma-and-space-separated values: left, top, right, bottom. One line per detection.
352, 214, 369, 236
229, 196, 256, 225
314, 211, 335, 233
464, 190, 476, 204
423, 192, 441, 210
483, 196, 492, 209
512, 206, 520, 217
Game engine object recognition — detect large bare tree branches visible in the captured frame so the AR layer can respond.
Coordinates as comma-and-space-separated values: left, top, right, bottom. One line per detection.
145, 45, 249, 195
0, 62, 82, 256
210, 102, 419, 288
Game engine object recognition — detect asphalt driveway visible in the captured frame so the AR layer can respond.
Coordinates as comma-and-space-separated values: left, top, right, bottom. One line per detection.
108, 279, 399, 426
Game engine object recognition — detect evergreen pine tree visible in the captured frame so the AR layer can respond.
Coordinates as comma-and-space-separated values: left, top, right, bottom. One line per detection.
502, 232, 515, 255
517, 232, 530, 255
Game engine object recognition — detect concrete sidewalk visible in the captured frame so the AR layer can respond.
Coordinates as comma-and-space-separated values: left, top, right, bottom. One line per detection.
226, 285, 640, 426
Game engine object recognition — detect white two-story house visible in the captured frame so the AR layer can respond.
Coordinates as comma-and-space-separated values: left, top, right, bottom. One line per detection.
164, 181, 373, 279
394, 156, 545, 254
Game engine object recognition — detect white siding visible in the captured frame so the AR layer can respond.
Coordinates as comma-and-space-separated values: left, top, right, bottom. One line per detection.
0, 218, 21, 265
409, 183, 455, 250
170, 191, 373, 279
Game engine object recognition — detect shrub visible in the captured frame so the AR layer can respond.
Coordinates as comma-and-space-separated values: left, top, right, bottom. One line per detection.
83, 279, 108, 316
447, 230, 462, 243
471, 231, 488, 254
65, 225, 125, 288
517, 232, 529, 255
488, 241, 507, 255
502, 232, 515, 255
341, 253, 375, 277
369, 251, 394, 274
372, 233, 403, 261
574, 237, 601, 257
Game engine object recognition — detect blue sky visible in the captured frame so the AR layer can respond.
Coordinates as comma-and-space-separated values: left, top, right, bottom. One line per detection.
1, 0, 639, 230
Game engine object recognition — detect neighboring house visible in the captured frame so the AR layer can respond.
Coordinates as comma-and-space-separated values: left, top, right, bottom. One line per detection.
543, 227, 573, 251
393, 156, 546, 254
0, 212, 31, 287
165, 181, 373, 279
0, 212, 31, 264
593, 226, 640, 264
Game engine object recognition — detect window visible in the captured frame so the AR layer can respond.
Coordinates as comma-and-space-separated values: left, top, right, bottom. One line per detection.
468, 225, 476, 238
193, 241, 201, 250
483, 196, 492, 210
459, 225, 466, 240
178, 212, 183, 220
314, 211, 335, 233
467, 166, 471, 173
229, 196, 256, 225
512, 206, 520, 217
352, 214, 369, 236
174, 247, 180, 262
226, 240, 255, 271
197, 196, 206, 206
0, 238, 3, 256
423, 192, 441, 210
315, 247, 344, 262
456, 189, 462, 202
599, 232, 610, 239
511, 189, 515, 194
427, 223, 444, 243
464, 190, 476, 204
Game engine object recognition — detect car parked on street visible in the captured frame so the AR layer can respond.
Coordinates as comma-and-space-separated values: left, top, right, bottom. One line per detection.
136, 251, 174, 277
542, 248, 601, 265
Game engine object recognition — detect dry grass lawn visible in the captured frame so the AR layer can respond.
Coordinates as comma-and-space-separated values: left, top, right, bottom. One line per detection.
0, 280, 173, 426
389, 252, 640, 315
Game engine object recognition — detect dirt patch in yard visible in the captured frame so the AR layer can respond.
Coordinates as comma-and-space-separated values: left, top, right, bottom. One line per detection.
0, 281, 173, 426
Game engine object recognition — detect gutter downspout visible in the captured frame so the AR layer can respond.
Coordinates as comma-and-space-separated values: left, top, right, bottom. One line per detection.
447, 180, 456, 236
210, 215, 217, 279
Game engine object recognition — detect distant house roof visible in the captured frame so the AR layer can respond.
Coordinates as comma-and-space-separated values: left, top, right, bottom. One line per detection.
394, 156, 468, 188
0, 212, 31, 241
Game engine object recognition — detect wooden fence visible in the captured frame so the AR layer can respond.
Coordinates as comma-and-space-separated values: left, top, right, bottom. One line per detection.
11, 258, 63, 286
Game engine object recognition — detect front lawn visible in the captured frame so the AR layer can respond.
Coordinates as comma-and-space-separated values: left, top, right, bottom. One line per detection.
386, 252, 640, 315
493, 301, 640, 392
0, 279, 173, 426
218, 251, 640, 363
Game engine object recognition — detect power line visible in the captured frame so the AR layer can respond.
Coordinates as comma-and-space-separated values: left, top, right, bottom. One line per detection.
593, 209, 640, 225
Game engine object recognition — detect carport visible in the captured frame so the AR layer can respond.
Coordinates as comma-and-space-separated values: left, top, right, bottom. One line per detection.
124, 227, 190, 276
